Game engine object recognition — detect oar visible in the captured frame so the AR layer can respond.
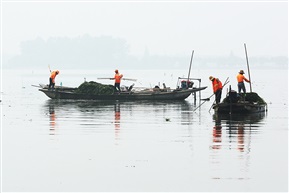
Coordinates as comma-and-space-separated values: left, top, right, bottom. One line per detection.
244, 43, 252, 92
193, 93, 215, 112
97, 78, 137, 81
208, 77, 230, 112
31, 84, 42, 88
48, 64, 51, 73
97, 78, 112, 80
122, 78, 137, 81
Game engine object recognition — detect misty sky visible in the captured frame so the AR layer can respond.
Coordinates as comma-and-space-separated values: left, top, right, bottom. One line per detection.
1, 1, 288, 57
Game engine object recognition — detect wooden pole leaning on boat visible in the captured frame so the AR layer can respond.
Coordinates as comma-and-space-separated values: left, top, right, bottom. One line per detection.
187, 50, 194, 88
244, 43, 252, 92
193, 93, 214, 112
194, 77, 229, 112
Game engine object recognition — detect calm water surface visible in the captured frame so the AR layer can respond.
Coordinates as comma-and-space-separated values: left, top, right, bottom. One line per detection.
1, 68, 288, 192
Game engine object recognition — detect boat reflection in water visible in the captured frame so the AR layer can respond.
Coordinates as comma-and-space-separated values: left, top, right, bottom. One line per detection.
212, 112, 266, 152
48, 103, 56, 135
114, 103, 121, 141
43, 99, 194, 141
210, 112, 267, 180
44, 100, 124, 137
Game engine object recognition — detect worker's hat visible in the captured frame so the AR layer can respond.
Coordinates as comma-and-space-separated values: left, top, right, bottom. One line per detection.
209, 76, 214, 81
239, 70, 245, 74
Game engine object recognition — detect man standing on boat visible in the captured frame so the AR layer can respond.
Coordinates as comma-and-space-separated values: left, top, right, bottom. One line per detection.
237, 70, 250, 93
111, 69, 123, 93
48, 70, 59, 90
209, 76, 223, 104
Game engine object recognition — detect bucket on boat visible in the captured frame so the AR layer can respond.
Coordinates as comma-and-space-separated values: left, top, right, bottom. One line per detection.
229, 90, 238, 103
181, 80, 194, 89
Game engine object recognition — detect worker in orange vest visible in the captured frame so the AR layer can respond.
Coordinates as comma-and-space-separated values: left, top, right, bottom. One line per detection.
237, 70, 250, 93
111, 69, 123, 93
209, 76, 223, 104
49, 70, 59, 90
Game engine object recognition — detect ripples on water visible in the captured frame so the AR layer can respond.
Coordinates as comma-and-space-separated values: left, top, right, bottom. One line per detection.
43, 100, 197, 137
36, 99, 272, 191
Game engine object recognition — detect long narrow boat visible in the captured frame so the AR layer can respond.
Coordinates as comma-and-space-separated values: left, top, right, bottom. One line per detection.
38, 84, 207, 100
212, 91, 267, 114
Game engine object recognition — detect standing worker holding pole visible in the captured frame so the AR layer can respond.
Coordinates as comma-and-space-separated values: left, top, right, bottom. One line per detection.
48, 65, 60, 90
209, 76, 223, 104
236, 70, 250, 93
194, 77, 229, 112
111, 69, 123, 93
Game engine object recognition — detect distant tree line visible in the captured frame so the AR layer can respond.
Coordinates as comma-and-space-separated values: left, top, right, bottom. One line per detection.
8, 34, 130, 69
5, 35, 288, 70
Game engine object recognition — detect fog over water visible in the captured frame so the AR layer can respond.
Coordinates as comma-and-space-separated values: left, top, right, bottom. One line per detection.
1, 1, 288, 70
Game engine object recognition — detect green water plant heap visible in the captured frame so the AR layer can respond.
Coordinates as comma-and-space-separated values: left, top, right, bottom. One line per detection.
223, 92, 266, 104
75, 81, 114, 95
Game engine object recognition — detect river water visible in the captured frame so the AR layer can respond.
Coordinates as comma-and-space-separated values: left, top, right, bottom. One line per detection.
1, 68, 288, 192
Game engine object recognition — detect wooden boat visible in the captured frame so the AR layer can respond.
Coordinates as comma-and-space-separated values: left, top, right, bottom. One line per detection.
213, 91, 267, 114
213, 110, 266, 122
38, 84, 207, 101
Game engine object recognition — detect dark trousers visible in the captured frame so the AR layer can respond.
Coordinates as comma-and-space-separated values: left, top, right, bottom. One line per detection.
114, 83, 121, 92
215, 89, 222, 104
238, 82, 246, 93
48, 78, 55, 89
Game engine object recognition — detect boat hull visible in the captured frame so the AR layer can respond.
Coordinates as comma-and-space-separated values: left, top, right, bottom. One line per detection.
39, 87, 207, 100
213, 102, 267, 114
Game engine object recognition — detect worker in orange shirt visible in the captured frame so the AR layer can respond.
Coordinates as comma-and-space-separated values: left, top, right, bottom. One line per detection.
111, 69, 123, 93
209, 76, 223, 104
237, 70, 250, 93
49, 70, 59, 90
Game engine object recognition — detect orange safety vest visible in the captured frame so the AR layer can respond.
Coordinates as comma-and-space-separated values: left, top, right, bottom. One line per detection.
212, 78, 222, 93
114, 73, 123, 83
50, 71, 58, 83
237, 74, 249, 83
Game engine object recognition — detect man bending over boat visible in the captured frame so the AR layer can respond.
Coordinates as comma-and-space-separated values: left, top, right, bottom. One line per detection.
237, 70, 250, 93
111, 69, 123, 93
209, 76, 223, 104
49, 70, 59, 90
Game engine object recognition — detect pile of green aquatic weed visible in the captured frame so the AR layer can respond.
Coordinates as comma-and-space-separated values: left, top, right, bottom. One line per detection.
75, 81, 114, 95
243, 92, 266, 104
222, 92, 266, 104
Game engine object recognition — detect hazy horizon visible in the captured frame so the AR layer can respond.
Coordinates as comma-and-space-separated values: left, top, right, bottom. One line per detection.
1, 1, 288, 69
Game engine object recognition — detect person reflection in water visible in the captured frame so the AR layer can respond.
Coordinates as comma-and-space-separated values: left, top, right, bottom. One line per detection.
49, 105, 56, 134
114, 103, 121, 140
212, 119, 222, 150
237, 123, 245, 152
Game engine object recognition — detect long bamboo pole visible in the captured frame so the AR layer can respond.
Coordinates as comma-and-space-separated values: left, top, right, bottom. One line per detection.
187, 50, 194, 88
244, 43, 252, 92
